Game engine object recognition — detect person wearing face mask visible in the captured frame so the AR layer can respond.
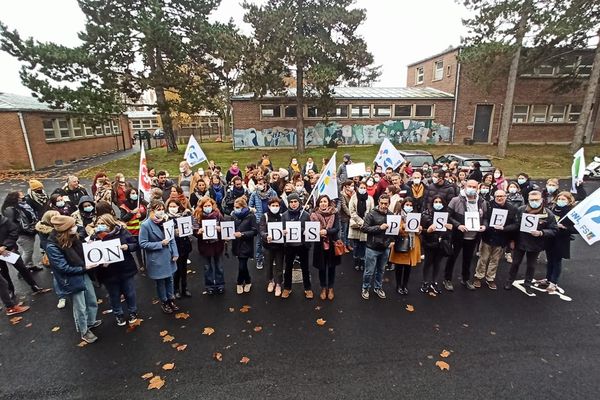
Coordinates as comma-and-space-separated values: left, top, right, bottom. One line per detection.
492, 169, 508, 192
222, 176, 249, 216
542, 178, 560, 207
505, 190, 558, 294
444, 180, 488, 291
288, 157, 301, 176
349, 181, 374, 271
139, 201, 180, 313
311, 195, 341, 301
208, 175, 226, 212
231, 197, 257, 295
516, 173, 538, 199
407, 171, 426, 212
178, 161, 196, 198
193, 198, 226, 295
423, 171, 456, 211
389, 198, 423, 295
25, 179, 48, 220
55, 175, 89, 214
166, 199, 193, 299
248, 177, 277, 270
543, 192, 578, 293
478, 183, 492, 204
259, 198, 285, 297
46, 215, 101, 343
365, 177, 378, 198
292, 180, 309, 206
111, 173, 131, 206
120, 188, 148, 271
35, 210, 67, 308
302, 157, 319, 176
360, 195, 393, 300
47, 193, 72, 216
339, 181, 355, 252
90, 214, 139, 327
94, 178, 113, 204
2, 191, 42, 273
72, 196, 96, 229
506, 182, 524, 208
420, 197, 453, 294
421, 163, 432, 179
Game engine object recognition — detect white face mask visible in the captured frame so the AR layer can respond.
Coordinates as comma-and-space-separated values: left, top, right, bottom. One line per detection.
508, 187, 518, 194
366, 180, 374, 187
431, 177, 439, 184
358, 188, 367, 195
168, 207, 179, 214
256, 184, 265, 191
154, 210, 165, 219
269, 206, 280, 214
413, 178, 421, 185
179, 167, 185, 173
69, 226, 78, 235
494, 173, 501, 179
295, 186, 304, 193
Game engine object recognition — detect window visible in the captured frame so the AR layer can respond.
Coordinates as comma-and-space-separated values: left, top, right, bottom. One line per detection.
351, 105, 370, 118
415, 66, 424, 84
284, 105, 297, 118
548, 105, 567, 123
104, 123, 112, 135
260, 105, 281, 118
111, 118, 121, 134
43, 119, 57, 140
414, 105, 433, 117
534, 65, 556, 76
331, 105, 348, 118
57, 118, 70, 139
528, 105, 548, 123
446, 65, 452, 77
71, 118, 83, 137
569, 105, 582, 122
433, 61, 444, 81
84, 124, 95, 136
307, 106, 322, 118
373, 105, 392, 117
394, 105, 412, 117
95, 126, 104, 136
512, 105, 529, 123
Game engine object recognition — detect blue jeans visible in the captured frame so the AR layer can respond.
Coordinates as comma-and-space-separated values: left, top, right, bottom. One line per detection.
203, 255, 224, 291
340, 221, 350, 246
546, 247, 562, 284
255, 238, 264, 264
352, 240, 366, 260
155, 276, 175, 302
363, 247, 389, 290
70, 274, 98, 334
105, 276, 137, 316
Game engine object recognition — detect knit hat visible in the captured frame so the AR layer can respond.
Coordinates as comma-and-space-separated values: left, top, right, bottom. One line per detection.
287, 193, 300, 203
29, 179, 44, 191
50, 215, 76, 232
278, 168, 289, 179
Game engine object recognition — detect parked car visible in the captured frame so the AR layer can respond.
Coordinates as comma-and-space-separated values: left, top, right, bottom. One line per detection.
134, 130, 151, 140
153, 129, 165, 139
398, 150, 435, 168
435, 153, 495, 174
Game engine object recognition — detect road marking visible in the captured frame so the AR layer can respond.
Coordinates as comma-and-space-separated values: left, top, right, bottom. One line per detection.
512, 280, 572, 302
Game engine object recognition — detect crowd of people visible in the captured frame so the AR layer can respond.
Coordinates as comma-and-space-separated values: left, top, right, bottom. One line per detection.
0, 152, 588, 344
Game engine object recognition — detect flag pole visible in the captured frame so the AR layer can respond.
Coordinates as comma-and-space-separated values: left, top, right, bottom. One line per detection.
303, 151, 337, 209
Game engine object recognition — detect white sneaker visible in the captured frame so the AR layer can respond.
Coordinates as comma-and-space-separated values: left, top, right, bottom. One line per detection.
243, 284, 252, 293
274, 284, 282, 297
267, 281, 275, 293
236, 285, 244, 295
57, 298, 66, 309
547, 283, 557, 293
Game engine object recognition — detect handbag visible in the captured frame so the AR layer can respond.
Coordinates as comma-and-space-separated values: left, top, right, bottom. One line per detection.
394, 235, 413, 253
333, 239, 346, 256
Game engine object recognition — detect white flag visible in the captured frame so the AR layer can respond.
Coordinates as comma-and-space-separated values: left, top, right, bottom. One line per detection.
571, 147, 585, 193
373, 138, 405, 170
138, 144, 152, 202
314, 152, 338, 202
184, 135, 207, 167
567, 187, 600, 245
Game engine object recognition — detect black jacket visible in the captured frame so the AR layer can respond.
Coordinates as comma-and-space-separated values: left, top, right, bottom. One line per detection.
515, 206, 558, 252
232, 211, 258, 258
281, 208, 311, 248
447, 195, 489, 240
91, 225, 138, 284
481, 201, 518, 247
547, 204, 577, 259
259, 211, 284, 249
423, 181, 456, 211
0, 215, 19, 251
361, 208, 393, 250
421, 209, 452, 250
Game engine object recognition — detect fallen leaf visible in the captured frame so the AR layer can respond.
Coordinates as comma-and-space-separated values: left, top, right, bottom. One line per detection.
141, 372, 154, 380
213, 352, 223, 361
51, 326, 61, 332
25, 323, 32, 328
316, 318, 327, 326
490, 331, 497, 336
162, 334, 175, 343
240, 356, 250, 364
253, 326, 262, 332
175, 312, 190, 320
462, 323, 469, 328
405, 305, 415, 312
171, 343, 180, 349
228, 307, 235, 313
239, 306, 250, 313
440, 350, 451, 358
77, 341, 88, 348
435, 360, 450, 371
162, 363, 175, 371
176, 344, 188, 351
126, 319, 143, 333
147, 375, 165, 390
203, 327, 215, 336
9, 316, 23, 325
159, 330, 168, 337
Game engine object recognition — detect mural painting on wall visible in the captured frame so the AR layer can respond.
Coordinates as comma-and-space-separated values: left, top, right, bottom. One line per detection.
233, 120, 451, 148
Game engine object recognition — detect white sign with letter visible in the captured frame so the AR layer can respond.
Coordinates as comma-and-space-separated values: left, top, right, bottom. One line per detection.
304, 221, 321, 242
176, 216, 193, 237
0, 251, 20, 264
464, 211, 480, 231
202, 219, 218, 240
490, 208, 508, 228
520, 213, 540, 233
285, 221, 302, 243
82, 239, 124, 267
385, 215, 402, 235
433, 212, 449, 231
268, 222, 284, 243
163, 219, 175, 241
220, 221, 236, 240
405, 213, 422, 233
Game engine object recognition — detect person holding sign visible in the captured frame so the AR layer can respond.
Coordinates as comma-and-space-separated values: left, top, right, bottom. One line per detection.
389, 198, 422, 295
281, 193, 313, 299
348, 181, 374, 271
90, 214, 139, 327
310, 195, 341, 301
46, 215, 101, 344
139, 201, 180, 314
259, 198, 285, 297
166, 199, 193, 299
231, 197, 257, 295
473, 190, 518, 290
119, 187, 148, 271
193, 198, 226, 295
444, 180, 488, 291
505, 191, 558, 294
420, 197, 453, 295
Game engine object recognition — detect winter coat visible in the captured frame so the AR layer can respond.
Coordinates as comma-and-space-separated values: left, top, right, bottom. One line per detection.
514, 206, 558, 252
45, 232, 88, 295
34, 219, 54, 251
195, 212, 225, 257
406, 182, 426, 212
423, 181, 457, 211
248, 188, 278, 223
71, 195, 95, 228
361, 208, 393, 250
421, 209, 452, 250
481, 201, 518, 247
3, 204, 37, 237
139, 218, 178, 280
447, 195, 489, 241
507, 192, 524, 209
338, 193, 352, 223
91, 225, 138, 284
547, 203, 578, 259
281, 208, 311, 248
232, 210, 257, 258
120, 199, 148, 236
259, 211, 284, 250
311, 212, 341, 270
348, 194, 374, 242
59, 185, 89, 214
0, 215, 19, 252
222, 187, 249, 216
389, 213, 422, 267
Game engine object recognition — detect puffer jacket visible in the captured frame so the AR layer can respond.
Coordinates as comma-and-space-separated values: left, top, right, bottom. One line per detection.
361, 207, 393, 250
45, 231, 88, 295
515, 206, 558, 252
423, 181, 456, 211
232, 210, 258, 258
248, 188, 278, 223
71, 195, 96, 228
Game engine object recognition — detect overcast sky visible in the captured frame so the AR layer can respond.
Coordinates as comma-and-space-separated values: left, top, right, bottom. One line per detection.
0, 0, 467, 96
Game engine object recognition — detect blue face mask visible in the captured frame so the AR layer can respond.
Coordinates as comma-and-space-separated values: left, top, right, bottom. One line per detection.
465, 188, 477, 197
433, 203, 444, 211
529, 200, 542, 209
83, 206, 94, 213
546, 185, 557, 194
556, 199, 568, 208
403, 206, 413, 213
56, 201, 65, 208
203, 206, 213, 214
233, 207, 243, 215
130, 194, 138, 201
95, 224, 108, 233
518, 178, 526, 185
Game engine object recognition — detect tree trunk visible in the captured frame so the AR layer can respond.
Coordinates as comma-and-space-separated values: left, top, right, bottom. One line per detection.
296, 65, 305, 153
154, 48, 178, 152
571, 30, 600, 153
496, 7, 529, 158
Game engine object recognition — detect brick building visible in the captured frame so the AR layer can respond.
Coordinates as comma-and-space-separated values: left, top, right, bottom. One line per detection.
407, 46, 600, 144
231, 87, 455, 149
0, 92, 132, 171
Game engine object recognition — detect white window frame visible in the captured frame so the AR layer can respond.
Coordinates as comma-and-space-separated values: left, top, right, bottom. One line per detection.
43, 118, 58, 141
57, 118, 71, 139
260, 105, 281, 119
534, 65, 557, 76
351, 105, 371, 118
372, 105, 392, 118
568, 104, 582, 123
528, 105, 548, 123
71, 118, 83, 137
512, 105, 529, 123
331, 105, 349, 118
415, 66, 424, 85
446, 65, 452, 77
433, 61, 444, 81
547, 105, 567, 123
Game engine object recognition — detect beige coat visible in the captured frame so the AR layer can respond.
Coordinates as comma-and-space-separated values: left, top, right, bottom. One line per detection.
347, 194, 374, 241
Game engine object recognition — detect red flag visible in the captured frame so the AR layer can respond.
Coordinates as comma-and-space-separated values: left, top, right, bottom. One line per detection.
138, 145, 152, 201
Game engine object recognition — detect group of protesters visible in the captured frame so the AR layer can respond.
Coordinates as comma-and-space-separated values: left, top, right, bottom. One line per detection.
0, 150, 588, 343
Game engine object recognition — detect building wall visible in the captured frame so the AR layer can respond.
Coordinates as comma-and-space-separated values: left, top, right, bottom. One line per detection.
0, 112, 132, 170
407, 49, 459, 94
232, 99, 454, 148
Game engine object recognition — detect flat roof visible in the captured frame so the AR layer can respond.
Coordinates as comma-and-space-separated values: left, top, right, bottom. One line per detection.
232, 86, 454, 101
406, 46, 461, 67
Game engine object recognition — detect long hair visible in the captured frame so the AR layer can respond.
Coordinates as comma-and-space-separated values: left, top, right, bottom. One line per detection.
193, 197, 219, 221
96, 213, 126, 229
1, 191, 20, 212
56, 229, 77, 249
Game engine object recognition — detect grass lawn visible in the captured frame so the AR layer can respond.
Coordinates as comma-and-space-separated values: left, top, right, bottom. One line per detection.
80, 142, 600, 180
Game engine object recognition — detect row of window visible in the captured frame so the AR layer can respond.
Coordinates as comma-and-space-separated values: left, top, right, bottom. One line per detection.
130, 119, 160, 130
180, 118, 221, 128
260, 104, 435, 120
415, 60, 451, 85
512, 104, 581, 124
43, 117, 122, 141
522, 56, 593, 77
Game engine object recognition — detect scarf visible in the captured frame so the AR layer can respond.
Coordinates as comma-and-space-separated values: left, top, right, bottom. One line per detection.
229, 166, 240, 175
234, 207, 250, 219
287, 206, 302, 220
310, 206, 336, 249
212, 185, 224, 203
256, 188, 271, 200
525, 204, 544, 214
356, 192, 368, 218
28, 189, 48, 207
290, 163, 300, 173
411, 183, 424, 199
232, 186, 246, 199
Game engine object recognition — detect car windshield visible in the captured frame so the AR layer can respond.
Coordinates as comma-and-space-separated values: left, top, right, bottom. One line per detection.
463, 159, 493, 167
405, 155, 434, 167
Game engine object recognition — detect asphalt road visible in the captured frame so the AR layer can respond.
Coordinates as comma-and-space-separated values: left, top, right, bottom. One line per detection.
0, 184, 599, 400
